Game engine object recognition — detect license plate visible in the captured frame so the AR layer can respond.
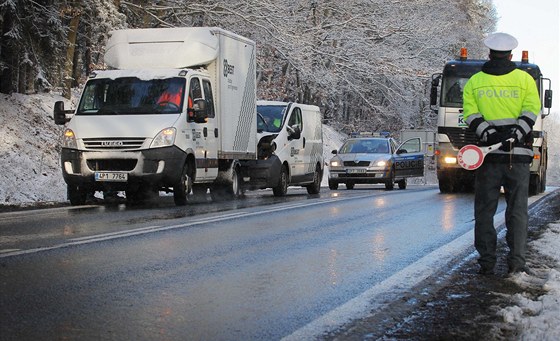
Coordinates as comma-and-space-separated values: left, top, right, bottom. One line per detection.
347, 169, 366, 174
95, 172, 128, 182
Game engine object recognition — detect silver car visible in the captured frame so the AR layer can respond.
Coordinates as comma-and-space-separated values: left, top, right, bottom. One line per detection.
328, 136, 424, 190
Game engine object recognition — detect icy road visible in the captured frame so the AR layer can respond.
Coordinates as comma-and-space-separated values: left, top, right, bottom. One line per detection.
0, 185, 529, 340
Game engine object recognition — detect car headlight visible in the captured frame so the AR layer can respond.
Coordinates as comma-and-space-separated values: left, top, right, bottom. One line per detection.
330, 160, 340, 167
375, 160, 387, 167
62, 129, 77, 149
151, 127, 176, 148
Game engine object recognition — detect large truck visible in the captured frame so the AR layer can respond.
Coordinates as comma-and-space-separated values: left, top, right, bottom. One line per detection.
54, 27, 257, 206
430, 48, 553, 195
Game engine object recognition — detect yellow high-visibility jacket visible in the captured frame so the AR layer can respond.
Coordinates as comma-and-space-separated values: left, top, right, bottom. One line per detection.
463, 68, 540, 162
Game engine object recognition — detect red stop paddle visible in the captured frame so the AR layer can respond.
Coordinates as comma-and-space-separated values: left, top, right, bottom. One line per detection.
457, 138, 514, 170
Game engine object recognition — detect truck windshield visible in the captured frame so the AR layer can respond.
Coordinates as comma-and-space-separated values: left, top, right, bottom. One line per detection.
257, 105, 287, 133
77, 77, 186, 115
441, 76, 469, 108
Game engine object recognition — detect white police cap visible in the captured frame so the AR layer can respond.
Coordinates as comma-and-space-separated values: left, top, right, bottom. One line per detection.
483, 32, 518, 52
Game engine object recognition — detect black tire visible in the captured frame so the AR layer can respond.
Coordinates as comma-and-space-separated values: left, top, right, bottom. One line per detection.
385, 169, 395, 190
529, 173, 541, 196
306, 166, 321, 195
227, 166, 242, 197
68, 184, 87, 205
273, 165, 288, 197
211, 165, 242, 201
328, 181, 338, 190
398, 178, 407, 189
174, 165, 192, 206
438, 174, 454, 193
345, 182, 355, 190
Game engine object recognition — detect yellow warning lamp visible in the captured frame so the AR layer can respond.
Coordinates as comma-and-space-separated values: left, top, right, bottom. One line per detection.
522, 50, 529, 63
460, 47, 468, 61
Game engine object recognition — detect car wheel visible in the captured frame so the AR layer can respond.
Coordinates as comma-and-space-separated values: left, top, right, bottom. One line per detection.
345, 182, 355, 190
398, 179, 407, 189
328, 181, 338, 190
306, 165, 322, 195
273, 165, 288, 196
385, 168, 395, 190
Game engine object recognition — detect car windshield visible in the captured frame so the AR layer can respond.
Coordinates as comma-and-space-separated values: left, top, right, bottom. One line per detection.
77, 77, 186, 115
339, 139, 389, 153
257, 105, 287, 133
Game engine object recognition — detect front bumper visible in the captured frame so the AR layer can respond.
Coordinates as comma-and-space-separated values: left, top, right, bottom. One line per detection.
60, 146, 187, 191
328, 168, 391, 184
240, 155, 282, 190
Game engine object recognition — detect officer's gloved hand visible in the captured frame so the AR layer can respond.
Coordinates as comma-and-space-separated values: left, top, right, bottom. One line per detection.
499, 134, 517, 152
510, 125, 526, 142
481, 128, 502, 145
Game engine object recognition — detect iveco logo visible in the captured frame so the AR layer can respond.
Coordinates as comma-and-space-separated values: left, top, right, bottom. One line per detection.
101, 141, 124, 147
223, 59, 235, 77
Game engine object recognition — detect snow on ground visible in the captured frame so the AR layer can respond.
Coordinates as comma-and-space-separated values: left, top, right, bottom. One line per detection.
498, 222, 560, 340
1, 92, 559, 338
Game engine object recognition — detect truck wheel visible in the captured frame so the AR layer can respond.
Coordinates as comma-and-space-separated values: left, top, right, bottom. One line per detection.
174, 165, 192, 206
328, 181, 338, 190
273, 165, 288, 197
68, 185, 87, 205
438, 175, 454, 193
228, 166, 242, 197
398, 178, 407, 189
306, 166, 322, 194
211, 165, 242, 201
345, 182, 355, 190
529, 174, 541, 196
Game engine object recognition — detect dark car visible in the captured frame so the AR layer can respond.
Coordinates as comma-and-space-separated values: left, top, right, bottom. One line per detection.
328, 136, 424, 190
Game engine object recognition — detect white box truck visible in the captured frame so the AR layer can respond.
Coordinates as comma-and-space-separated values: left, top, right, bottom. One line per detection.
240, 100, 324, 196
54, 27, 257, 205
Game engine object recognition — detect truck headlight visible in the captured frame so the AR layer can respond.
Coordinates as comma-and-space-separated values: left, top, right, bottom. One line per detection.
443, 156, 457, 164
151, 127, 176, 148
62, 129, 77, 149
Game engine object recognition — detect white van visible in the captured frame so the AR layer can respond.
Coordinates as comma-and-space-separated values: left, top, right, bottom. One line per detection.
241, 101, 324, 196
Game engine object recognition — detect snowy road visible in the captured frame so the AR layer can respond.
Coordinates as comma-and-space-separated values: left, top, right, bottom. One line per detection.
0, 186, 517, 340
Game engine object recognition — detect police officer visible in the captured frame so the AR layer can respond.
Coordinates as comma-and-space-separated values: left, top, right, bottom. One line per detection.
463, 32, 541, 276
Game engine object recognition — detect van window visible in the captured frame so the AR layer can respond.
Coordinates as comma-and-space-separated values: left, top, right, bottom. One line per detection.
288, 107, 303, 132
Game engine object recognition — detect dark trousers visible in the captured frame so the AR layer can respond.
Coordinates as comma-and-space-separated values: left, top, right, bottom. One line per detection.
474, 162, 530, 270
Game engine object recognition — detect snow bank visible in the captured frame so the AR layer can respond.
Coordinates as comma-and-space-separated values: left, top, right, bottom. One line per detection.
0, 92, 346, 206
0, 93, 68, 205
497, 223, 560, 340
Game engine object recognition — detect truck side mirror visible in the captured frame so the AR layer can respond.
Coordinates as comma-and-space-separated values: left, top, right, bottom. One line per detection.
54, 101, 70, 125
544, 89, 553, 109
190, 98, 209, 123
430, 77, 440, 106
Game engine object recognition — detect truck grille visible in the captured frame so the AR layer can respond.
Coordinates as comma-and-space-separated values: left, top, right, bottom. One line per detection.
83, 137, 146, 150
438, 127, 477, 148
87, 159, 137, 171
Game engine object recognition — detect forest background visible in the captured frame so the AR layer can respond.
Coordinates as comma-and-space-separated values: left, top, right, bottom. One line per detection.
0, 0, 498, 133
